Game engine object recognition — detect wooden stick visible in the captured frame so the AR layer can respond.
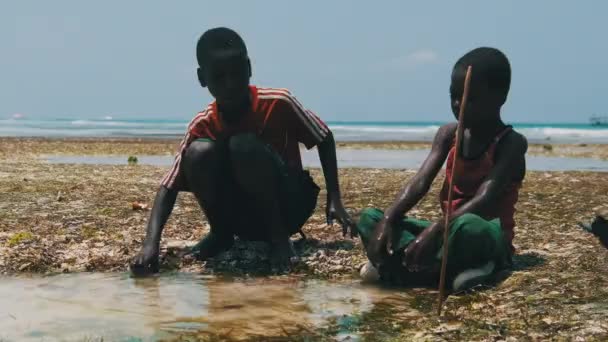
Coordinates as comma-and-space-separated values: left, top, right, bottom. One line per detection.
437, 65, 473, 316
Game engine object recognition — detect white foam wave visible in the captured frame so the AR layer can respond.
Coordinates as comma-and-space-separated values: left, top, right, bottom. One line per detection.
1, 120, 607, 143
69, 120, 187, 128
0, 126, 184, 137
519, 127, 608, 138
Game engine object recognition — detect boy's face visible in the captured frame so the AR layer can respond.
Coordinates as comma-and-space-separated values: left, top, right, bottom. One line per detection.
198, 52, 251, 109
450, 67, 503, 128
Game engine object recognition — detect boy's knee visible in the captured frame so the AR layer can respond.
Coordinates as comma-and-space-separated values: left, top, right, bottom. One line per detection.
184, 139, 217, 165
228, 133, 262, 157
229, 134, 277, 181
357, 208, 384, 236
359, 208, 383, 224
228, 134, 278, 191
452, 213, 493, 240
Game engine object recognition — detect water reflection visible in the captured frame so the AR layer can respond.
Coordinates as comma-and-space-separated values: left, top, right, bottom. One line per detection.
42, 148, 608, 172
0, 273, 415, 341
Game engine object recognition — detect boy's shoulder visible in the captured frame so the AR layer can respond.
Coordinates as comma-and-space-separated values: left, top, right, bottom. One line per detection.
256, 86, 299, 104
255, 85, 315, 117
256, 85, 292, 93
188, 104, 216, 124
431, 123, 527, 155
438, 122, 458, 136
432, 123, 458, 150
499, 127, 528, 155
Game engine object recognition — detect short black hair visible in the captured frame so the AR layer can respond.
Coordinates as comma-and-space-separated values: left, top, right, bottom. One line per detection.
454, 47, 511, 98
196, 27, 248, 67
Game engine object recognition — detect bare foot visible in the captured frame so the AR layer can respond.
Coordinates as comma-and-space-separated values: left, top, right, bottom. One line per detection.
189, 233, 234, 261
270, 238, 299, 271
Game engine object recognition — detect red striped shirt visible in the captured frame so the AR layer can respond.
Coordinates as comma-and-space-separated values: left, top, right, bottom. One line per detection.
161, 85, 329, 190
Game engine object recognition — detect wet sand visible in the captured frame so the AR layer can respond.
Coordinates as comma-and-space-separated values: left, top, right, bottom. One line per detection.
43, 149, 608, 172
1, 138, 608, 340
2, 137, 608, 161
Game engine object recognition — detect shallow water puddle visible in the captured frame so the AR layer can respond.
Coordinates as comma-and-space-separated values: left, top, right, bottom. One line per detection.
42, 148, 608, 171
0, 273, 418, 341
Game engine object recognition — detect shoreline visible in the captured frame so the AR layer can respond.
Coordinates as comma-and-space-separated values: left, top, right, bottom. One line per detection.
2, 136, 608, 161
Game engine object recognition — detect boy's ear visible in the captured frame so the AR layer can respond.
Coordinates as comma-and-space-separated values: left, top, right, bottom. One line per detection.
499, 93, 508, 106
492, 90, 507, 106
247, 58, 252, 78
197, 67, 207, 88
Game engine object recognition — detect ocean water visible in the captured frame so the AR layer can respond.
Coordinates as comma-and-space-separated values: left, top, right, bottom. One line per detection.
2, 118, 608, 144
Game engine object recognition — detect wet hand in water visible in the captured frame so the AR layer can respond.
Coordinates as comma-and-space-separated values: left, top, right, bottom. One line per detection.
326, 194, 357, 238
130, 243, 160, 276
402, 231, 435, 272
366, 218, 393, 268
270, 238, 299, 271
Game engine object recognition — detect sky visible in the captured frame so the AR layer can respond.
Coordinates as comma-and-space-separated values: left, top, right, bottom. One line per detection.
2, 1, 607, 123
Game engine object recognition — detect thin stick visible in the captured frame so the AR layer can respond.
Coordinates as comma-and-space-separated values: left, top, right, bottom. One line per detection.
437, 65, 473, 316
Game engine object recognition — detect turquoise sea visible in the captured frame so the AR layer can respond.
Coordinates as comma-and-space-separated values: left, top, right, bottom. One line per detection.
1, 118, 607, 143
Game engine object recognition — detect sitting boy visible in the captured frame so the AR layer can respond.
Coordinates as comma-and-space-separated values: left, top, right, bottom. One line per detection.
357, 47, 528, 291
131, 27, 355, 275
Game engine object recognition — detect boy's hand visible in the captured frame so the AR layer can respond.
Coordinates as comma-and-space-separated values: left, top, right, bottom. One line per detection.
326, 193, 357, 238
403, 222, 439, 272
367, 217, 394, 267
130, 243, 160, 276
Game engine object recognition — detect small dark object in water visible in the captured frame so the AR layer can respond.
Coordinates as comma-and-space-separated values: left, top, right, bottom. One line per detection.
127, 156, 138, 165
578, 215, 608, 249
542, 144, 553, 152
590, 115, 608, 126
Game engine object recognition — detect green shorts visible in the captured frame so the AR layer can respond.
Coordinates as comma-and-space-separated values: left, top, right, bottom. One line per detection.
357, 208, 511, 282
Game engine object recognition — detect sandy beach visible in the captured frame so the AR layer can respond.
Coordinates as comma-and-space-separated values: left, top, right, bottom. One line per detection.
2, 137, 608, 160
1, 137, 607, 340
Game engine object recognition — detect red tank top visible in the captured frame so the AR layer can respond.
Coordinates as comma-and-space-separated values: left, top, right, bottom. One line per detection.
439, 126, 520, 252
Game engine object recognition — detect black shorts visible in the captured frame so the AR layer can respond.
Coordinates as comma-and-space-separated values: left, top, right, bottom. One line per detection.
208, 139, 320, 240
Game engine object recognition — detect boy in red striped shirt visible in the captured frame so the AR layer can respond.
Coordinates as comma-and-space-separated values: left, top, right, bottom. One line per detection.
131, 27, 355, 275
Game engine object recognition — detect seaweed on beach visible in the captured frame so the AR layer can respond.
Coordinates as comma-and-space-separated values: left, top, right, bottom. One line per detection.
0, 139, 607, 340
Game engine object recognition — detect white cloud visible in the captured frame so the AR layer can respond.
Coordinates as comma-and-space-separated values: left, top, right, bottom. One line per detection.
381, 49, 439, 72
405, 49, 439, 65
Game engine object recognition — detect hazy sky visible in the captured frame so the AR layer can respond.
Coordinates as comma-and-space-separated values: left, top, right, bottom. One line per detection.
2, 1, 606, 123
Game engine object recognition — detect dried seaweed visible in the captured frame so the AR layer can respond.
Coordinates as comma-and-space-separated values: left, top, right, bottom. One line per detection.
0, 139, 607, 340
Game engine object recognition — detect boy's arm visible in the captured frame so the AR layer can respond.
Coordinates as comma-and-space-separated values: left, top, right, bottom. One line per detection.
318, 131, 357, 236
367, 124, 455, 265
130, 186, 178, 275
403, 132, 528, 271
385, 124, 456, 221
280, 90, 356, 237
445, 132, 527, 218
